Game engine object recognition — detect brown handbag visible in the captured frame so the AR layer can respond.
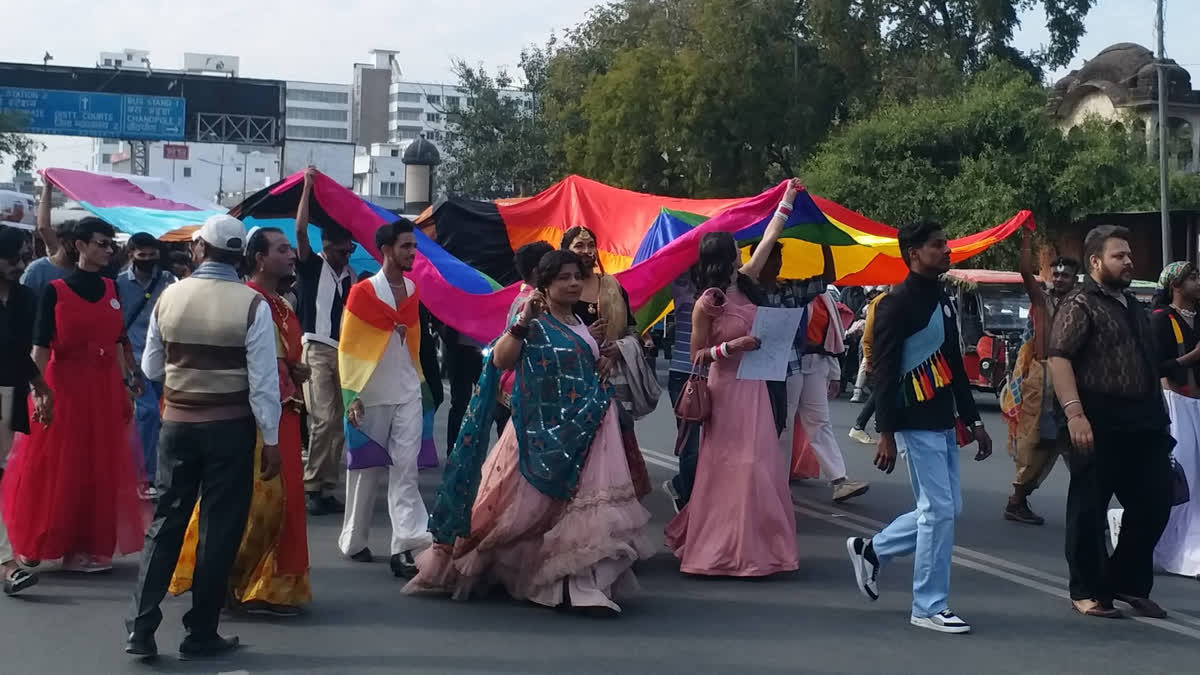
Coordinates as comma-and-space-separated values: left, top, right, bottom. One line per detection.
673, 357, 711, 423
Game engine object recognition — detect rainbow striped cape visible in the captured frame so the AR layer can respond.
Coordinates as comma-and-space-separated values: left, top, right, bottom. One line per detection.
338, 272, 435, 470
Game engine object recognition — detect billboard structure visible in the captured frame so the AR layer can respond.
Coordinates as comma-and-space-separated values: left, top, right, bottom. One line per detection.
0, 61, 284, 147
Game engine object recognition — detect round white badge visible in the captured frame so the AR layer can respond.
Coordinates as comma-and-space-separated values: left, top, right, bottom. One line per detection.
943, 304, 951, 317
111, 298, 121, 310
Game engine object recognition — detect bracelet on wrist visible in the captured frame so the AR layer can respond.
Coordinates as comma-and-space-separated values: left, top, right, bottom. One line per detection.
508, 323, 530, 340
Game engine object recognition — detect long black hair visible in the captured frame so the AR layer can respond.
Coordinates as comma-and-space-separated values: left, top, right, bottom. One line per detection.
560, 225, 604, 276
691, 232, 766, 305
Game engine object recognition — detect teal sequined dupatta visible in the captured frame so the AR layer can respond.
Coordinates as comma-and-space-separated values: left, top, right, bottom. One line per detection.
427, 314, 612, 545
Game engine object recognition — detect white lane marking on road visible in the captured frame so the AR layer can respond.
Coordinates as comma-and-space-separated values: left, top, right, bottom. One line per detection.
639, 447, 1200, 640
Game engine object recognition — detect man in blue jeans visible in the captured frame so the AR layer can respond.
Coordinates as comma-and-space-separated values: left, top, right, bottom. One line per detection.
117, 232, 176, 500
846, 221, 992, 634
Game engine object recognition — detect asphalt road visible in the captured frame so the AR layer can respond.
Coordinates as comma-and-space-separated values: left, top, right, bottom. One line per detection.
2, 389, 1199, 674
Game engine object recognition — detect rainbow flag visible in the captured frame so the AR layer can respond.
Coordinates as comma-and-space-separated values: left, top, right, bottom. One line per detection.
415, 175, 1031, 343
338, 273, 436, 470
39, 168, 225, 237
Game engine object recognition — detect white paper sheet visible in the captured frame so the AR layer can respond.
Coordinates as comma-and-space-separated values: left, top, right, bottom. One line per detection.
736, 307, 805, 382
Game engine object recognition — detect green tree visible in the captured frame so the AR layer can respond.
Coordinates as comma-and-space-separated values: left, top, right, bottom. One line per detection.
440, 51, 556, 199
802, 60, 1200, 268
543, 0, 841, 197
0, 111, 39, 175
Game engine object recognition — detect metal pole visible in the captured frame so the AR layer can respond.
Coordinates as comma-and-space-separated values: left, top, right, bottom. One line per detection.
1158, 0, 1171, 264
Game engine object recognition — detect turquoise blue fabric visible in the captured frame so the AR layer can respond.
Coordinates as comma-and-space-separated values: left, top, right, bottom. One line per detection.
427, 313, 612, 545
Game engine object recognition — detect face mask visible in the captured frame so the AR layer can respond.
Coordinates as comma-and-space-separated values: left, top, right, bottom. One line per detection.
133, 259, 158, 273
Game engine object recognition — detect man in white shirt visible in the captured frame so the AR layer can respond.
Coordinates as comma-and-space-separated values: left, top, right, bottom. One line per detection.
126, 214, 281, 660
337, 219, 432, 578
294, 169, 355, 515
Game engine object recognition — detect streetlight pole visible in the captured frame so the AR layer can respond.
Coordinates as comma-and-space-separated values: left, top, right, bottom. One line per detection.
1158, 0, 1171, 264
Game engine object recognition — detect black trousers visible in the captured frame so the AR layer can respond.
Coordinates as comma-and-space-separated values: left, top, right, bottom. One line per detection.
1064, 427, 1173, 603
854, 391, 877, 431
445, 343, 484, 450
126, 417, 256, 638
667, 370, 700, 503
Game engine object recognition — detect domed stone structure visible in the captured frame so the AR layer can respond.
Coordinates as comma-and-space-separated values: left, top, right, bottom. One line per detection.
1047, 43, 1199, 172
402, 134, 441, 213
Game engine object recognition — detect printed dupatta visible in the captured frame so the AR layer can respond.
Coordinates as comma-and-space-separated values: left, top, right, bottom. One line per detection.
898, 300, 954, 407
427, 313, 612, 545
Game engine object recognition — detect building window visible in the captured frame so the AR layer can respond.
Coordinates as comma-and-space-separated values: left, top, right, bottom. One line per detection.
391, 92, 422, 104
287, 107, 349, 122
428, 130, 443, 141
287, 125, 349, 140
393, 127, 421, 141
446, 96, 461, 109
466, 97, 475, 107
255, 167, 265, 173
182, 167, 192, 177
427, 94, 441, 105
391, 108, 423, 122
426, 113, 440, 123
390, 149, 399, 158
286, 89, 349, 105
101, 153, 112, 164
379, 181, 404, 197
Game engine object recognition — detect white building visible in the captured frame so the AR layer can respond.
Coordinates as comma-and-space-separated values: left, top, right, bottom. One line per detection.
353, 143, 407, 212
285, 80, 352, 143
104, 141, 281, 207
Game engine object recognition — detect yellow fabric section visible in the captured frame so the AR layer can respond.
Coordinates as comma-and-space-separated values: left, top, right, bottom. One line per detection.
168, 433, 312, 608
337, 312, 391, 366
338, 349, 381, 398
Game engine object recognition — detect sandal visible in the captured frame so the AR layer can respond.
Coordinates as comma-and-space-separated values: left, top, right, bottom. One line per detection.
1072, 598, 1121, 619
3, 567, 38, 596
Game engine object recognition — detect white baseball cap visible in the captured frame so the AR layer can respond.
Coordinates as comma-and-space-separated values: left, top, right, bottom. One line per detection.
194, 214, 248, 251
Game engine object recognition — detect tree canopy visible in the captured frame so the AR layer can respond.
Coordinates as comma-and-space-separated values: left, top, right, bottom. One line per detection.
0, 112, 39, 176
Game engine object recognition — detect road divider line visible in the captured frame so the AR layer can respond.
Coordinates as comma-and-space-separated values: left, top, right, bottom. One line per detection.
639, 446, 1200, 640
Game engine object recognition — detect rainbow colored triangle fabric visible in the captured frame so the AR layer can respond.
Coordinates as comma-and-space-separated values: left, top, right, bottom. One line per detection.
40, 168, 1030, 347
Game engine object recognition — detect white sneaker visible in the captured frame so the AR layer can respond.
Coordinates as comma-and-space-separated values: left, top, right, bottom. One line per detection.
833, 480, 870, 503
848, 428, 873, 444
850, 389, 865, 403
911, 610, 971, 634
845, 537, 879, 601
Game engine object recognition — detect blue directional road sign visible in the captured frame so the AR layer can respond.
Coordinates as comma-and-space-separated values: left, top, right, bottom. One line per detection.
0, 86, 185, 140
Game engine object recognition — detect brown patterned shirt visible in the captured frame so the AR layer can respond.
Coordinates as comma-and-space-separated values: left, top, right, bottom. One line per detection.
1049, 276, 1166, 429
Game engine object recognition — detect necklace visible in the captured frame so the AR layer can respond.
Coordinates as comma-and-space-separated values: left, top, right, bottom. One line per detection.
1173, 304, 1197, 322
549, 307, 578, 326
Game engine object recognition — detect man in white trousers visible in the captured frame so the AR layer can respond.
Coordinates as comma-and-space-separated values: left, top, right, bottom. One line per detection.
753, 240, 869, 503
337, 219, 431, 578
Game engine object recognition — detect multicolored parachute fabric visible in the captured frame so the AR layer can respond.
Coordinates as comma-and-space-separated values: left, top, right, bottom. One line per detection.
39, 168, 226, 238
40, 168, 1029, 346
417, 175, 1032, 338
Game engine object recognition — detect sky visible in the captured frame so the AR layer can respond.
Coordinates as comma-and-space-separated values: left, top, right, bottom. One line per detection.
1, 0, 1196, 182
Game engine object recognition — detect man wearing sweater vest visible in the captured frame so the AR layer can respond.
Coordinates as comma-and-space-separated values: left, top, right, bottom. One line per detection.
125, 215, 282, 660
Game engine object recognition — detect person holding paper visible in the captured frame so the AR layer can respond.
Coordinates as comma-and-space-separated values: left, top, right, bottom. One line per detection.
664, 180, 802, 578
752, 240, 870, 502
845, 221, 992, 635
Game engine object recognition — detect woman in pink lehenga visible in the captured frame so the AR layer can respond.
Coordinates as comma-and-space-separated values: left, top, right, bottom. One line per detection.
664, 180, 802, 577
405, 250, 653, 615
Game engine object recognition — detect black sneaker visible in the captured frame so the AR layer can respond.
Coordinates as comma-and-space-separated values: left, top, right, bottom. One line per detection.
662, 480, 684, 514
305, 492, 327, 516
124, 632, 157, 658
1004, 498, 1046, 526
390, 551, 418, 578
178, 634, 240, 660
846, 537, 880, 601
348, 547, 373, 563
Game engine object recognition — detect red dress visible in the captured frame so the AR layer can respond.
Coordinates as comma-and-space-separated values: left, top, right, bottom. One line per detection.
1, 278, 147, 560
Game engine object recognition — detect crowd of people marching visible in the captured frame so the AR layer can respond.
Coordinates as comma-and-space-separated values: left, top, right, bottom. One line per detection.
0, 171, 1196, 659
